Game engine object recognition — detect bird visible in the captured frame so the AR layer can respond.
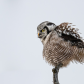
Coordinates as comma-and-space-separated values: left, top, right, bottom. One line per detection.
37, 21, 84, 84
37, 21, 84, 67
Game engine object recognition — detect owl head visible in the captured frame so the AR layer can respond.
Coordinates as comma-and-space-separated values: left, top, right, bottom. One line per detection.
37, 21, 56, 39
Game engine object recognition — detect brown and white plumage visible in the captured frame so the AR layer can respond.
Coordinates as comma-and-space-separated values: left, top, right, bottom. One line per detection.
37, 21, 84, 67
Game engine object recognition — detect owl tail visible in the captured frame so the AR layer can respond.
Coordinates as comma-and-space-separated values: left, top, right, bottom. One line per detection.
74, 47, 84, 63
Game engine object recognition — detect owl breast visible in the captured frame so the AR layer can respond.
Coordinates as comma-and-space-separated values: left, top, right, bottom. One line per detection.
43, 31, 78, 67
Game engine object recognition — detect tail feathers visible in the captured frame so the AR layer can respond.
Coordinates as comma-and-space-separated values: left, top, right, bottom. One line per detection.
74, 48, 84, 63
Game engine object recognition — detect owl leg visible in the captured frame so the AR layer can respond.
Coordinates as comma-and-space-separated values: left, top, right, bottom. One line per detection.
52, 64, 62, 84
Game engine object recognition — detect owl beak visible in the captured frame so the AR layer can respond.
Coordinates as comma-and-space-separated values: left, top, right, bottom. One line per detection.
38, 33, 39, 36
38, 32, 42, 38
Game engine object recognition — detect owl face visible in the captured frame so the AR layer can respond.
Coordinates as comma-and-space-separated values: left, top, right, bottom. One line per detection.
37, 27, 48, 39
37, 21, 56, 39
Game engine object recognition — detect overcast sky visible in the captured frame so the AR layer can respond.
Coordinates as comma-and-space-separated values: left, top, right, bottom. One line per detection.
0, 0, 84, 84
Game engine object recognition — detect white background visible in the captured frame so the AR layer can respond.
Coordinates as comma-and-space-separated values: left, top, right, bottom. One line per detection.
0, 0, 84, 84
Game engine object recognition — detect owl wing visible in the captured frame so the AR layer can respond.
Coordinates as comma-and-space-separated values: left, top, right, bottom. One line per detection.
55, 22, 84, 48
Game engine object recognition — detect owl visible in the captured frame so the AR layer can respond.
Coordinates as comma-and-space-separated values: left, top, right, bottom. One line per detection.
37, 21, 84, 67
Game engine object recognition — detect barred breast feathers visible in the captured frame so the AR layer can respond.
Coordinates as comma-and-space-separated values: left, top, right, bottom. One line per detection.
43, 29, 84, 67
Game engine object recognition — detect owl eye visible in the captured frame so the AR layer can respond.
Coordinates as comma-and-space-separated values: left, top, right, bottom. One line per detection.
42, 29, 45, 32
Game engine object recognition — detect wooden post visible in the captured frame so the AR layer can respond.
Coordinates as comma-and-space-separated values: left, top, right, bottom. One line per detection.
52, 66, 60, 84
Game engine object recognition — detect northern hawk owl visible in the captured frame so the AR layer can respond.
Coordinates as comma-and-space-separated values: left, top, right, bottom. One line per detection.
37, 21, 84, 67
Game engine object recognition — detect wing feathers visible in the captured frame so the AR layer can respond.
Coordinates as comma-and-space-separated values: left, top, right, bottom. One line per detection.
55, 22, 84, 48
